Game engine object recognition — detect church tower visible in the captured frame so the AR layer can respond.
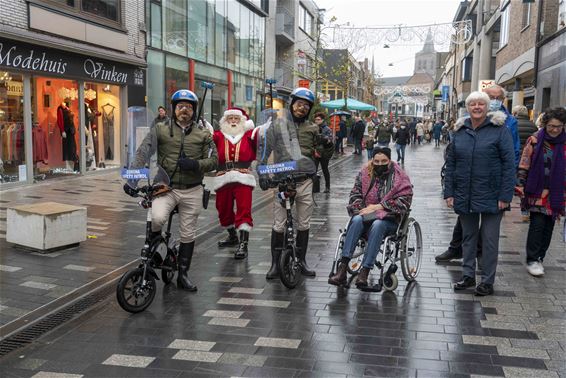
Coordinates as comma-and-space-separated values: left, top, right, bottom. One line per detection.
414, 29, 437, 79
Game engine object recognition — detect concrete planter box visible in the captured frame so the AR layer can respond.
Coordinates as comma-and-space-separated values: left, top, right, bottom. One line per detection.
7, 202, 87, 252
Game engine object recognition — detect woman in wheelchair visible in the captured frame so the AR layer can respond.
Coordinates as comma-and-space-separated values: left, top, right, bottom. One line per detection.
328, 147, 413, 289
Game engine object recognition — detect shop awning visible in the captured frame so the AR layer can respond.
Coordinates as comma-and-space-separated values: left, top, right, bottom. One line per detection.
320, 98, 376, 111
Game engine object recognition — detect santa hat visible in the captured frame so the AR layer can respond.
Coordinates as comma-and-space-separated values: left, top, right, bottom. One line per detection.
221, 107, 254, 130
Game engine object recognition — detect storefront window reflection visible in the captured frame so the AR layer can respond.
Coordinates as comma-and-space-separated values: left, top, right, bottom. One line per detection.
165, 55, 189, 99
163, 0, 187, 56
188, 0, 207, 61
0, 71, 26, 183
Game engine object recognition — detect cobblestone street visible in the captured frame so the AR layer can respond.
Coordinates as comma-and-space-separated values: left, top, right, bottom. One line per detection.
1, 143, 565, 377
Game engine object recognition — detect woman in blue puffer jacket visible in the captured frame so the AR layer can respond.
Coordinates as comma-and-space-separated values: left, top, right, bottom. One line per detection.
443, 91, 515, 296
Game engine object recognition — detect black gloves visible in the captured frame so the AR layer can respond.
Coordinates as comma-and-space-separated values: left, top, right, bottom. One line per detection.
123, 183, 139, 197
259, 177, 271, 191
178, 157, 199, 172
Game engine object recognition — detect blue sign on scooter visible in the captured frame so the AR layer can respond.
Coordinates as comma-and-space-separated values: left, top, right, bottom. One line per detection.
121, 168, 150, 179
257, 161, 297, 175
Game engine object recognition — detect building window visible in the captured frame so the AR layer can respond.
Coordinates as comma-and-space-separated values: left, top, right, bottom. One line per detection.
461, 56, 472, 82
299, 4, 313, 36
522, 3, 531, 29
559, 0, 566, 30
150, 2, 162, 48
163, 0, 187, 56
42, 0, 121, 25
499, 4, 510, 47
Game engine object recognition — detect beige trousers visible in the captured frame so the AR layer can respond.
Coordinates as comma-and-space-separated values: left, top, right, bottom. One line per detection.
151, 186, 203, 243
272, 179, 313, 233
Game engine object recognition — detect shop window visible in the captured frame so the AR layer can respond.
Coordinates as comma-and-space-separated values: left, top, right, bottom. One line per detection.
0, 72, 26, 183
147, 50, 166, 115
150, 2, 162, 48
188, 0, 207, 61
83, 83, 121, 171
33, 77, 80, 178
165, 55, 189, 100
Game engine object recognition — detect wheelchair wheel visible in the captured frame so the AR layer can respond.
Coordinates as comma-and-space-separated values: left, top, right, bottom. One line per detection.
382, 273, 398, 292
116, 268, 156, 313
279, 246, 301, 289
401, 218, 423, 282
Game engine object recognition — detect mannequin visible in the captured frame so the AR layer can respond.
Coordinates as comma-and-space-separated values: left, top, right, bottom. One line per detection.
57, 99, 77, 170
84, 101, 98, 169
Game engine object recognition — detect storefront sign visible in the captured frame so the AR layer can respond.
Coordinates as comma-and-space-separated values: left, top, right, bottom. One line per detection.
0, 37, 144, 87
298, 79, 310, 89
6, 80, 23, 96
441, 85, 450, 102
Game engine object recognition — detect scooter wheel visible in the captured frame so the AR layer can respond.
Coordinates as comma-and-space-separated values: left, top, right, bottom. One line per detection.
279, 247, 301, 289
116, 268, 156, 313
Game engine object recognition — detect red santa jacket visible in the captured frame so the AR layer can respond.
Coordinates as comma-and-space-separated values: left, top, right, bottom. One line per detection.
212, 128, 258, 191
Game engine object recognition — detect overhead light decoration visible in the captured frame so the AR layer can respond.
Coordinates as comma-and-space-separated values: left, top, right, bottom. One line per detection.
85, 88, 97, 101
57, 87, 78, 100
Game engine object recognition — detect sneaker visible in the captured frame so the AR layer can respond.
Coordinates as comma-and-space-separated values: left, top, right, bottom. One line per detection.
526, 261, 544, 277
453, 276, 476, 290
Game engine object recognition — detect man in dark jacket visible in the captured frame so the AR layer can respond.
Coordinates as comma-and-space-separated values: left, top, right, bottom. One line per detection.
376, 122, 393, 147
393, 122, 410, 163
351, 116, 365, 154
335, 116, 347, 154
512, 105, 537, 148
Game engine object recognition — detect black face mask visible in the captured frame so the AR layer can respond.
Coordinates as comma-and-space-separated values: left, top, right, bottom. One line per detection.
373, 164, 389, 176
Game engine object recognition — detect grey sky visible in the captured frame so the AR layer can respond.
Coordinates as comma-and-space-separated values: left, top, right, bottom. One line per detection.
315, 0, 462, 78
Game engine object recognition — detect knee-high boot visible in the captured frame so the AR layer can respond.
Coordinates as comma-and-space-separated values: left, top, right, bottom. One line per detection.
177, 242, 197, 291
296, 229, 316, 277
266, 230, 284, 280
234, 230, 249, 260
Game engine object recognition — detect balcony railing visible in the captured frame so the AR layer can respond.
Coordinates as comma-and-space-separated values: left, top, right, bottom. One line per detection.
276, 6, 295, 45
275, 62, 294, 89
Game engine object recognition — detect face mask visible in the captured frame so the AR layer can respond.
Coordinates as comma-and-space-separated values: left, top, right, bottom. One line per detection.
373, 164, 388, 176
489, 99, 502, 112
400, 126, 406, 129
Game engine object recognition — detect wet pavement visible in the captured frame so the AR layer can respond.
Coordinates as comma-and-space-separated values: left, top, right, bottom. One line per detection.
0, 142, 565, 377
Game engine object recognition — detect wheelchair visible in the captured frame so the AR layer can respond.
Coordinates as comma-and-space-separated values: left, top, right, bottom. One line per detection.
329, 210, 423, 292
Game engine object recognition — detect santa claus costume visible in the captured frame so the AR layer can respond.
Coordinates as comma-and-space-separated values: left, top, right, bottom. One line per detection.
213, 107, 258, 259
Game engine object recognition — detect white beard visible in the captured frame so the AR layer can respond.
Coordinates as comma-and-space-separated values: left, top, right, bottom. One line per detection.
220, 120, 246, 144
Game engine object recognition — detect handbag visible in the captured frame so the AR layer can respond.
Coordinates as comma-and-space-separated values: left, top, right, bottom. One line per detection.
312, 174, 321, 193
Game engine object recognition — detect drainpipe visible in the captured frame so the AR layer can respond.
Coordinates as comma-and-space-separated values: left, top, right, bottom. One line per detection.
533, 0, 544, 88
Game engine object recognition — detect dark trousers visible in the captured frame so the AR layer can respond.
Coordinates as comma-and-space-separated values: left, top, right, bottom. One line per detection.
448, 216, 483, 255
526, 212, 555, 263
353, 138, 362, 154
335, 138, 344, 153
314, 158, 330, 189
460, 212, 503, 285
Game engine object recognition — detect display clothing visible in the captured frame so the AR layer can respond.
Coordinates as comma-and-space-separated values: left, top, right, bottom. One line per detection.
102, 105, 115, 161
57, 104, 77, 162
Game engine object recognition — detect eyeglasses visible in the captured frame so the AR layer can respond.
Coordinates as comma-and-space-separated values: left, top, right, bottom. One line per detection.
547, 124, 564, 129
293, 102, 311, 110
176, 104, 193, 110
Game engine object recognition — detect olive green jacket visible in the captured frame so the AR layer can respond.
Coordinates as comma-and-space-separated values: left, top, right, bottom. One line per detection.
133, 120, 218, 187
297, 120, 319, 159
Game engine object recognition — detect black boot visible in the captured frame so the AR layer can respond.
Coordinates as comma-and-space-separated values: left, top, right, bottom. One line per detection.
434, 248, 463, 262
266, 230, 284, 280
218, 227, 239, 248
177, 242, 197, 291
234, 230, 249, 260
296, 229, 316, 277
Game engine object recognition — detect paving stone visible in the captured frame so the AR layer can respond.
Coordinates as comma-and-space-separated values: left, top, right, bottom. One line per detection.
462, 335, 511, 347
218, 353, 267, 367
20, 281, 57, 290
172, 350, 222, 363
228, 287, 264, 295
502, 366, 559, 377
254, 337, 301, 349
202, 310, 244, 318
209, 276, 242, 283
208, 317, 250, 327
496, 345, 550, 359
0, 264, 23, 272
101, 354, 155, 368
167, 339, 216, 351
31, 373, 84, 378
62, 265, 95, 272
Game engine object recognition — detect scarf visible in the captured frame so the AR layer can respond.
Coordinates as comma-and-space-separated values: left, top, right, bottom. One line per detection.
525, 128, 566, 219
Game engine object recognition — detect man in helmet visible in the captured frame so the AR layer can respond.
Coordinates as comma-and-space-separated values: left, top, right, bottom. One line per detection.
263, 87, 320, 280
125, 89, 218, 291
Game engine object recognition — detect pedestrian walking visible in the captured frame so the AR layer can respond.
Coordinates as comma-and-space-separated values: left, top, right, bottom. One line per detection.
516, 107, 566, 277
125, 89, 218, 291
313, 112, 334, 193
393, 122, 410, 164
432, 120, 443, 147
335, 116, 347, 155
513, 105, 538, 148
416, 121, 424, 145
376, 121, 393, 148
352, 116, 365, 155
444, 91, 515, 296
151, 105, 169, 128
212, 107, 258, 260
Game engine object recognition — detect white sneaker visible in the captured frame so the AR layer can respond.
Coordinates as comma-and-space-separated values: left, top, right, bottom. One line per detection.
526, 262, 544, 277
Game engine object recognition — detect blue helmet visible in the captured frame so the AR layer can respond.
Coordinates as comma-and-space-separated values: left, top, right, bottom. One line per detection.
290, 87, 315, 106
171, 89, 198, 117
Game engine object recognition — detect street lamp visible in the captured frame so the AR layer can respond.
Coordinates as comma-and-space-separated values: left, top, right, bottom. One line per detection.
265, 78, 277, 109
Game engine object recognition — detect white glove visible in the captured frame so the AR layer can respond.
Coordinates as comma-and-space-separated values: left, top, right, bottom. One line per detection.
93, 131, 97, 138
62, 131, 67, 138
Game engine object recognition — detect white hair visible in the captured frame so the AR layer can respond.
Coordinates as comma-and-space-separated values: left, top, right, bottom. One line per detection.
486, 84, 507, 98
465, 91, 490, 107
